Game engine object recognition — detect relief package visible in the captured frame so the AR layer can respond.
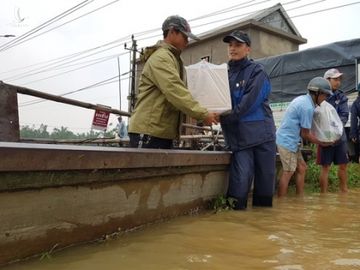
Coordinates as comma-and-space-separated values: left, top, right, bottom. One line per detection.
311, 100, 343, 142
185, 60, 231, 112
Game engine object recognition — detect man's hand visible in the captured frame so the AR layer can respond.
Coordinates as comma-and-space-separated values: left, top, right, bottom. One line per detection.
318, 141, 334, 147
220, 110, 232, 117
203, 112, 219, 126
351, 137, 357, 143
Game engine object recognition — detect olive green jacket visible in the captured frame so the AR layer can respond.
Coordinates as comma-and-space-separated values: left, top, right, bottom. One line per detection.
128, 41, 208, 139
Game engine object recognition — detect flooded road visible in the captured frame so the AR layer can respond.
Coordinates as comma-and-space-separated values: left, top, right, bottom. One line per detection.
5, 190, 360, 270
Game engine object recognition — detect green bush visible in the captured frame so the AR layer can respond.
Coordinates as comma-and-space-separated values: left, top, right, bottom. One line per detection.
303, 147, 360, 193
212, 195, 237, 213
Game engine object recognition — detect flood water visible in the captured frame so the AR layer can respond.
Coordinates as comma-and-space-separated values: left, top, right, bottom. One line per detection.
5, 190, 360, 270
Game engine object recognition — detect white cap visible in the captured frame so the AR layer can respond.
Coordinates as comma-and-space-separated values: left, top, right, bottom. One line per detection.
324, 68, 343, 79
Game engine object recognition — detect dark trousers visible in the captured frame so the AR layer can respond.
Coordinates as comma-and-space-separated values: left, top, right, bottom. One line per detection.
227, 140, 276, 210
129, 133, 173, 149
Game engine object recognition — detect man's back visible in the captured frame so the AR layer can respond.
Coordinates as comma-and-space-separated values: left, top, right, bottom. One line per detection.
276, 94, 314, 152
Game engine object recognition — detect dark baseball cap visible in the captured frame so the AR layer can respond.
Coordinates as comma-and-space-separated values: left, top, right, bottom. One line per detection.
162, 15, 200, 41
223, 30, 251, 47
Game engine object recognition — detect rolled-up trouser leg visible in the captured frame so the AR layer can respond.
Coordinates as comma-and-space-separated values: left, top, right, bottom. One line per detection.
252, 141, 276, 207
227, 149, 254, 210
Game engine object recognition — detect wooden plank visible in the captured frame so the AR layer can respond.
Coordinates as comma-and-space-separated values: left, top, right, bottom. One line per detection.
0, 82, 20, 141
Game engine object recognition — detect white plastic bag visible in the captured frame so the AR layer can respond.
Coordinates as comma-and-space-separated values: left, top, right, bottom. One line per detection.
311, 101, 343, 142
185, 60, 231, 112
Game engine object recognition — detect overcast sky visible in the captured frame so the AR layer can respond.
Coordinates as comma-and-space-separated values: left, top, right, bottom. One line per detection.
0, 0, 359, 133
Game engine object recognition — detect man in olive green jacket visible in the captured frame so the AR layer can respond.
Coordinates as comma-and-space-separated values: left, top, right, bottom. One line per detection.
128, 15, 218, 149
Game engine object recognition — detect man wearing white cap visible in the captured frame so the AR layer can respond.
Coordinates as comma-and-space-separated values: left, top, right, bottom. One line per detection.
317, 68, 349, 193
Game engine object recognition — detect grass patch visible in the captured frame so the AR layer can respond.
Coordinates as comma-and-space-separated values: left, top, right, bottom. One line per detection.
212, 195, 237, 213
293, 147, 360, 193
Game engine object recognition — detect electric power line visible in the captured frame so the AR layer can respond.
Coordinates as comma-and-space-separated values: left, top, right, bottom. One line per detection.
0, 0, 121, 53
19, 74, 130, 107
0, 0, 95, 52
22, 55, 120, 86
0, 36, 128, 77
4, 0, 359, 86
291, 1, 360, 18
287, 0, 325, 11
0, 0, 279, 79
13, 0, 360, 111
190, 0, 260, 21
5, 47, 129, 83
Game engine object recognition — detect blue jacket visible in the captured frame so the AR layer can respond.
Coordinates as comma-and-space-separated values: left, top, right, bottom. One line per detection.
327, 89, 349, 142
220, 58, 276, 151
350, 95, 360, 140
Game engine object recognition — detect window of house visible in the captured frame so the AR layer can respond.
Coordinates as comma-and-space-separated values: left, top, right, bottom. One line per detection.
200, 55, 211, 62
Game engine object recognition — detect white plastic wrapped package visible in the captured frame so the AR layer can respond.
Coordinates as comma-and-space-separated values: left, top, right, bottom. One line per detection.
311, 101, 343, 142
185, 60, 231, 112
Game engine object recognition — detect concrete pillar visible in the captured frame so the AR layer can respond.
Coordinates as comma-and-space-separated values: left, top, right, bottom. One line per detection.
0, 82, 19, 142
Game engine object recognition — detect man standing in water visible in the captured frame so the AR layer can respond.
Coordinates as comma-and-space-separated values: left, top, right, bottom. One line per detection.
317, 69, 349, 193
219, 30, 276, 210
276, 77, 334, 197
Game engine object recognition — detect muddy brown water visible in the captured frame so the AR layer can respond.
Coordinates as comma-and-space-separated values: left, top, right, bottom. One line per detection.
4, 190, 360, 270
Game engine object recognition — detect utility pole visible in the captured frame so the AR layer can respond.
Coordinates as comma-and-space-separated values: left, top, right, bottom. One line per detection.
124, 35, 140, 114
117, 56, 121, 110
129, 35, 137, 113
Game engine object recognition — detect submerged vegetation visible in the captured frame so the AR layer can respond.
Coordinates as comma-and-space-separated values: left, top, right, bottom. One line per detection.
212, 195, 237, 212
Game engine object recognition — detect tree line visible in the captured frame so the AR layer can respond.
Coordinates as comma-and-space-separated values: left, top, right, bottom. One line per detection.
20, 124, 116, 140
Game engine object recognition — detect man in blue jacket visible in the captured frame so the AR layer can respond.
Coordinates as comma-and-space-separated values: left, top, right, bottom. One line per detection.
317, 69, 349, 193
219, 30, 276, 210
349, 83, 360, 163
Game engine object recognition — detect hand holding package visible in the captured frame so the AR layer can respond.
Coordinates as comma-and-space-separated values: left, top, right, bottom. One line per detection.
311, 101, 343, 142
185, 60, 231, 112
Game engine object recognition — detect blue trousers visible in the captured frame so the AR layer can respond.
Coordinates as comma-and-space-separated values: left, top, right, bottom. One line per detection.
227, 140, 276, 209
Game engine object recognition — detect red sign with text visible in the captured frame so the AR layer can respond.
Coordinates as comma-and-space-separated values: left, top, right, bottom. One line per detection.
91, 109, 110, 130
